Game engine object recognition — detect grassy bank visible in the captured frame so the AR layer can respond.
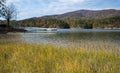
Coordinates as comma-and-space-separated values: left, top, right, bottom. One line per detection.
0, 44, 120, 73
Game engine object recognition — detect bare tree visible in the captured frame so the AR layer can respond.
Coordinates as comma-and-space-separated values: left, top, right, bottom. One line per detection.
1, 4, 17, 26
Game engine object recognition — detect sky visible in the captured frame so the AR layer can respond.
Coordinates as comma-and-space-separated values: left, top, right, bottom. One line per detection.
6, 0, 120, 20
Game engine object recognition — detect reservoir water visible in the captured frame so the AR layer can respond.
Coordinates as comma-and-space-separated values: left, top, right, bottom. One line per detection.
21, 29, 120, 49
0, 28, 120, 49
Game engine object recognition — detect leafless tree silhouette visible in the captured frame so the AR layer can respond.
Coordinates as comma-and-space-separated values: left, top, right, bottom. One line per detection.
1, 4, 17, 26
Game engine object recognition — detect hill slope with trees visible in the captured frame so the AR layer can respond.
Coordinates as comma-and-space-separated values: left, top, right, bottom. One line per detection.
0, 9, 120, 29
42, 9, 120, 19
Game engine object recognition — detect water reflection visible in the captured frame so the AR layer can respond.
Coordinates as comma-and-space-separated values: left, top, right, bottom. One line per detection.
0, 29, 120, 49
21, 29, 120, 49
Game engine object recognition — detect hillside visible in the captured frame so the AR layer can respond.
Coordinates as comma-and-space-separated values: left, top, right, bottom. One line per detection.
42, 9, 120, 19
0, 9, 120, 29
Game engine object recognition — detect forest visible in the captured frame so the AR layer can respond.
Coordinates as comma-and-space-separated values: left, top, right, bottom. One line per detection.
0, 16, 120, 29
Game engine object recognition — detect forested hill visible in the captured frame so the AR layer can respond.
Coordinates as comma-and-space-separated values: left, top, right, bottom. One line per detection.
41, 9, 120, 19
0, 9, 120, 29
16, 16, 120, 29
17, 18, 70, 28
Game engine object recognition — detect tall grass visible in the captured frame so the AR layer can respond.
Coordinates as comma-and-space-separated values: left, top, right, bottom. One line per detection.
0, 43, 120, 73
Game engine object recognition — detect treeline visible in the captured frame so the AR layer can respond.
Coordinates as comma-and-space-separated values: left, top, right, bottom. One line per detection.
66, 16, 120, 29
93, 16, 120, 28
0, 16, 120, 29
16, 18, 70, 28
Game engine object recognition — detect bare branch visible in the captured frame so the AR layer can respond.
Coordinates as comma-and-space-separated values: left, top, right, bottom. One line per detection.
1, 3, 17, 26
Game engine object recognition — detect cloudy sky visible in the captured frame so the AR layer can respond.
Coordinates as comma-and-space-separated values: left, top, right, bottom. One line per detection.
6, 0, 120, 20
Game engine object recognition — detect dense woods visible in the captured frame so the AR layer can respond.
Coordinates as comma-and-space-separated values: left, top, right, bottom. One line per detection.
0, 16, 120, 29
15, 16, 120, 29
66, 16, 120, 28
17, 18, 70, 28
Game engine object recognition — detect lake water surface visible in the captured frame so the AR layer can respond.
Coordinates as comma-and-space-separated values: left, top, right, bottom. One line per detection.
20, 29, 120, 49
0, 28, 120, 49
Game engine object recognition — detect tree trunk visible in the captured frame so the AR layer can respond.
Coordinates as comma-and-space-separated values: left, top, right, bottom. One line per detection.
7, 19, 10, 27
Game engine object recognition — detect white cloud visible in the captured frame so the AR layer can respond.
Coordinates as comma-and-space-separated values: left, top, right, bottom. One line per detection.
59, 0, 85, 3
6, 0, 86, 20
7, 0, 45, 4
41, 0, 86, 14
7, 0, 21, 3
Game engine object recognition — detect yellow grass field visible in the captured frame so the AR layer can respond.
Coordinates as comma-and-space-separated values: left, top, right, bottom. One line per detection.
0, 43, 120, 73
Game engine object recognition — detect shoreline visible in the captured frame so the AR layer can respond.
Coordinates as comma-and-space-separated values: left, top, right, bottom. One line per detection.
0, 27, 27, 34
0, 27, 120, 34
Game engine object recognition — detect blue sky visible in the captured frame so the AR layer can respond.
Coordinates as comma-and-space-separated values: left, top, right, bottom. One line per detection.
6, 0, 120, 20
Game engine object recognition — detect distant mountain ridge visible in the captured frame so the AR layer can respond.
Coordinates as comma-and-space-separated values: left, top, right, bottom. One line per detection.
41, 9, 120, 19
1, 9, 120, 29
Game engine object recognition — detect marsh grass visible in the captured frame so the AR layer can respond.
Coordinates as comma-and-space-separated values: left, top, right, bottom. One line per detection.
0, 33, 22, 44
0, 43, 120, 73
